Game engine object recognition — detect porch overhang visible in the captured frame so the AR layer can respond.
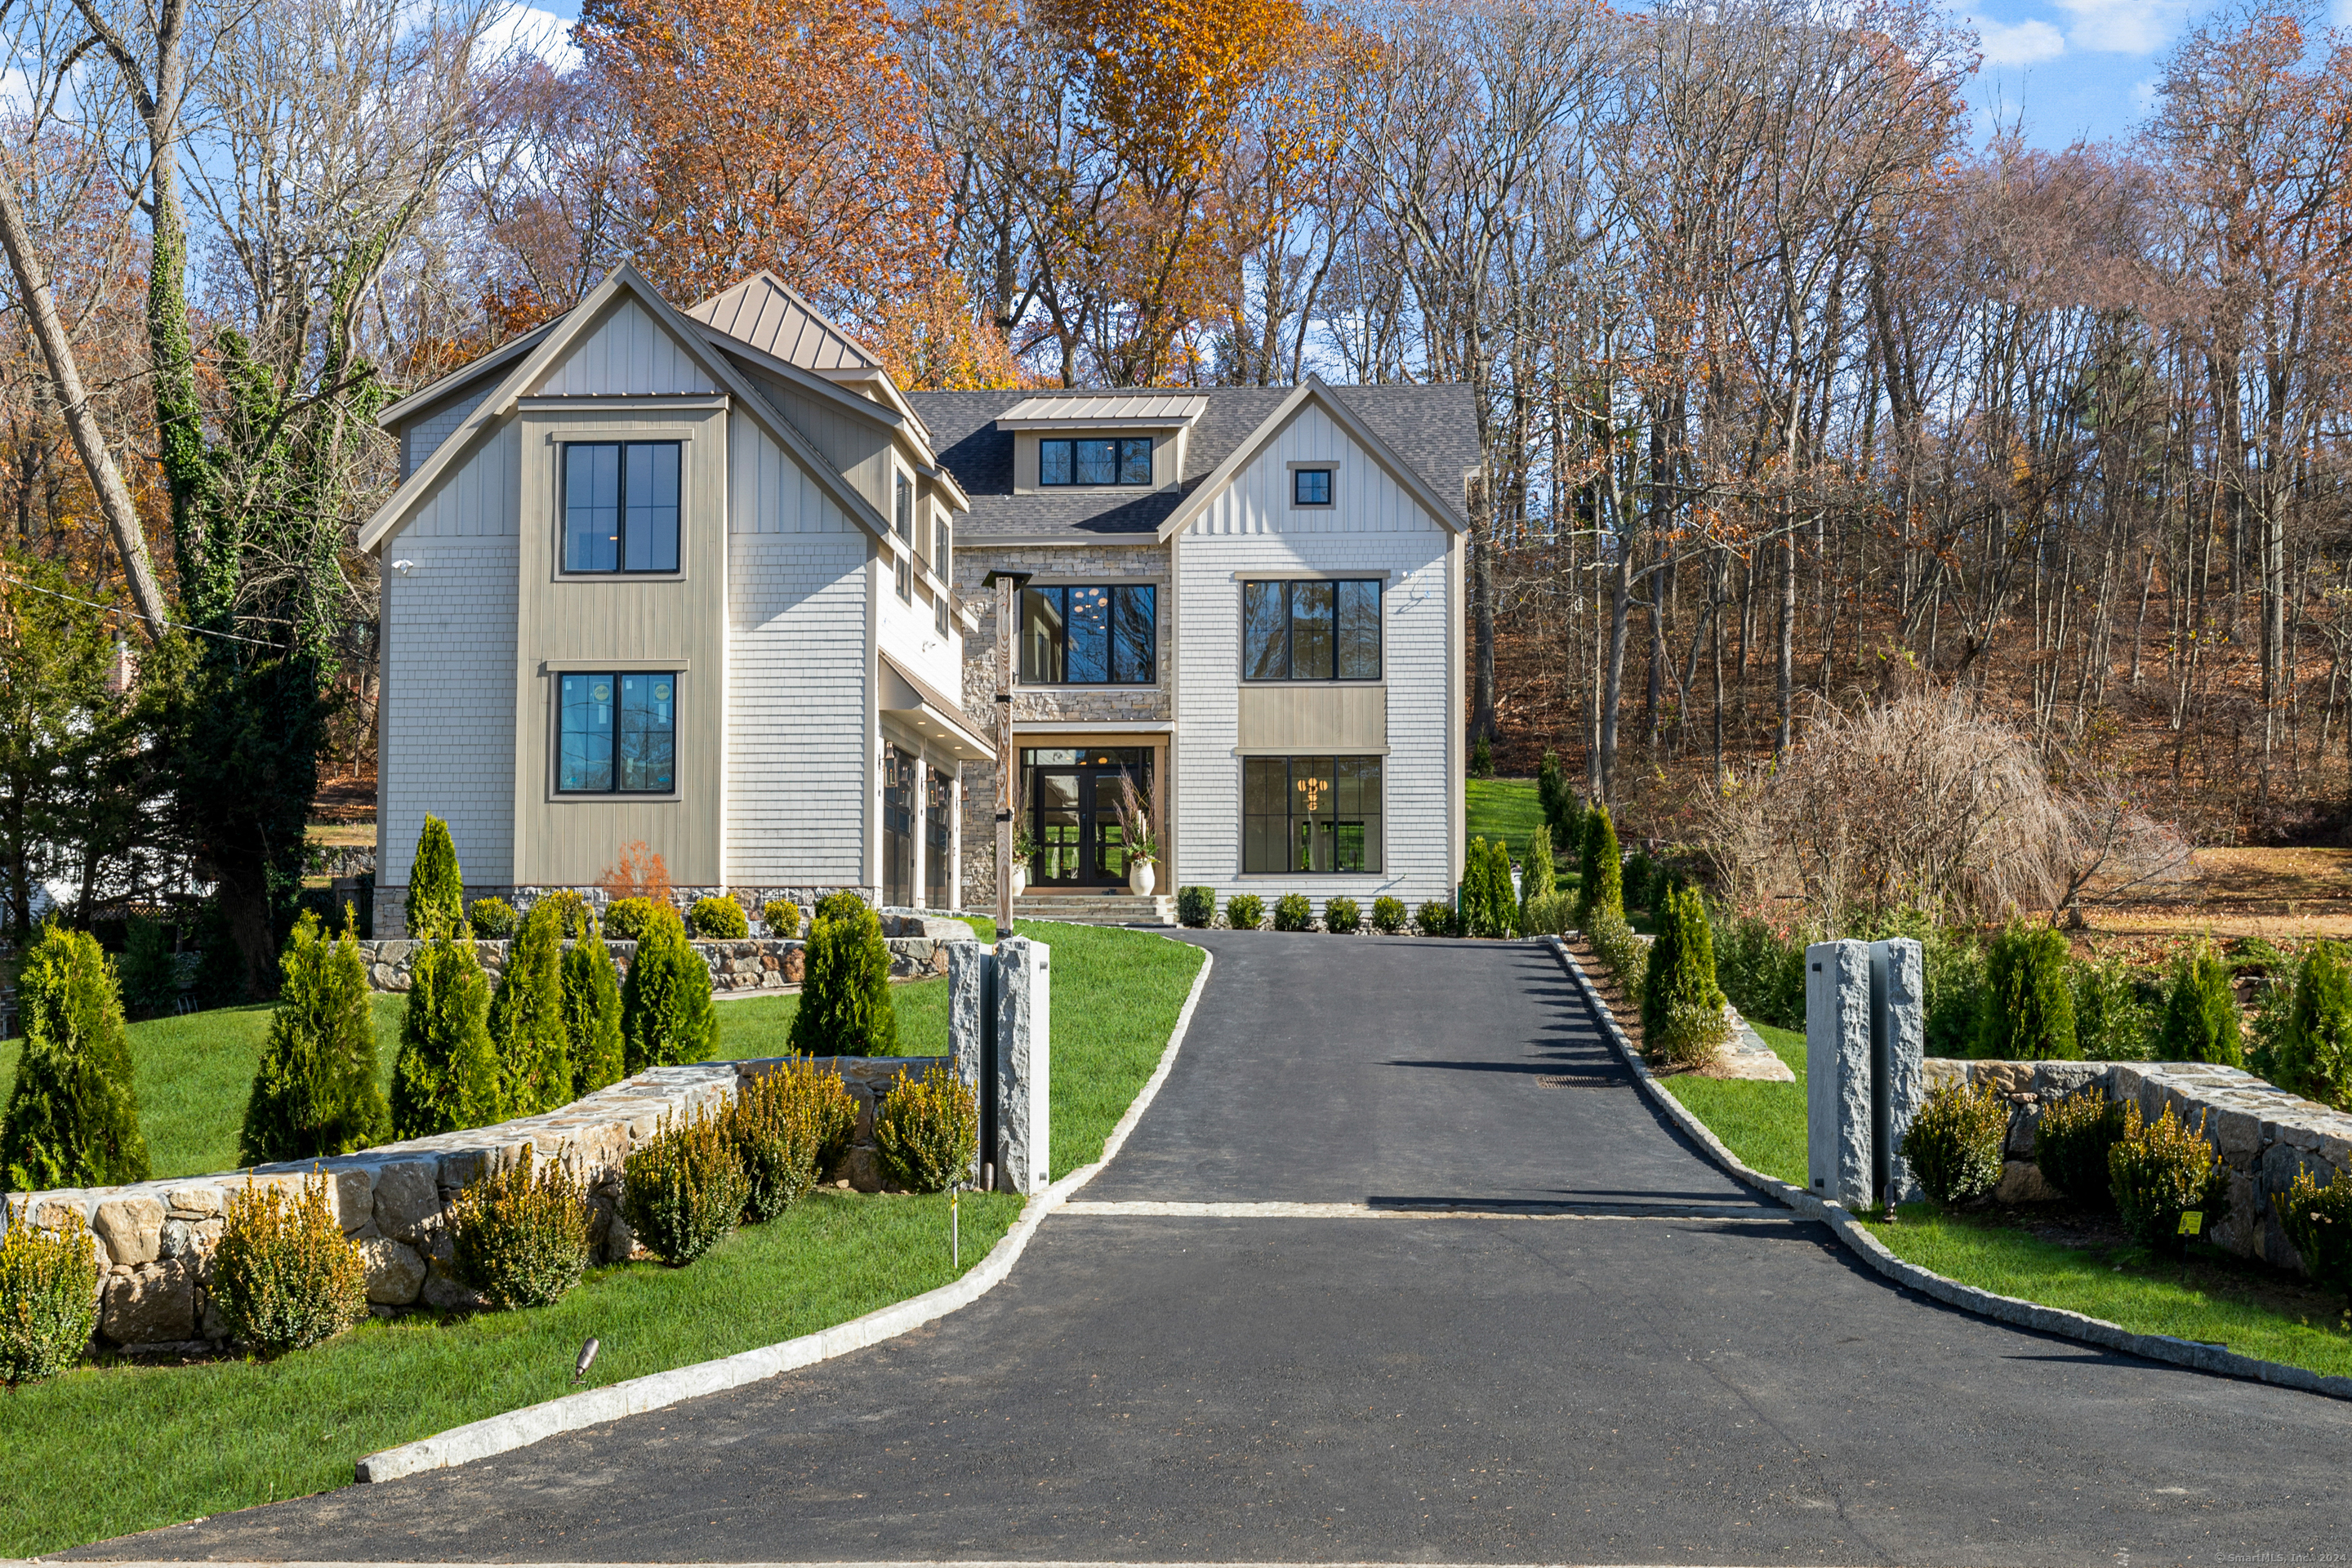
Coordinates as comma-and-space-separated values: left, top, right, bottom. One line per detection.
880, 654, 993, 760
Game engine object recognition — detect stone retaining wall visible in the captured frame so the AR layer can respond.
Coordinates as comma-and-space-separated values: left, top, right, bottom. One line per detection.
1925, 1057, 2352, 1274
354, 915, 974, 994
1, 1054, 951, 1353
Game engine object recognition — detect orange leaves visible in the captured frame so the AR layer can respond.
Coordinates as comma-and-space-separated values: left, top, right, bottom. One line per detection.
578, 0, 947, 333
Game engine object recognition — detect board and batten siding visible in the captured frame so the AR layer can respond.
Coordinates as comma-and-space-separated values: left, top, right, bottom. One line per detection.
536, 297, 719, 398
724, 410, 871, 886
1171, 400, 1459, 906
379, 418, 523, 897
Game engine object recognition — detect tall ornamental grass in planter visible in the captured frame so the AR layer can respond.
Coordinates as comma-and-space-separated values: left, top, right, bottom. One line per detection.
1640, 885, 1729, 1070
1976, 920, 2078, 1060
874, 1064, 980, 1193
2273, 1166, 2352, 1307
1900, 1082, 2007, 1208
2033, 1086, 2128, 1206
2270, 941, 2352, 1111
621, 905, 718, 1071
1575, 804, 1623, 928
2108, 1102, 2231, 1253
391, 934, 501, 1138
789, 893, 897, 1057
562, 918, 626, 1098
211, 1174, 368, 1352
2157, 942, 2244, 1066
621, 1111, 748, 1266
489, 900, 571, 1116
406, 815, 465, 939
723, 1066, 825, 1222
241, 910, 390, 1164
449, 1146, 593, 1309
0, 1212, 99, 1383
2, 923, 149, 1191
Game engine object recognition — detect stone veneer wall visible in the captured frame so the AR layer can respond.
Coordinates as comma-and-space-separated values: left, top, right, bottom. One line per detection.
1926, 1057, 2352, 1274
373, 884, 884, 940
351, 915, 977, 994
2, 1055, 948, 1352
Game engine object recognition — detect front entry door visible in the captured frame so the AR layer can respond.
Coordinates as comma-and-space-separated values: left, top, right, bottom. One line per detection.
1025, 749, 1150, 888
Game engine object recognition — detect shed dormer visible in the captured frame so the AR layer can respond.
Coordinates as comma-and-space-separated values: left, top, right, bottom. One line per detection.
997, 392, 1206, 493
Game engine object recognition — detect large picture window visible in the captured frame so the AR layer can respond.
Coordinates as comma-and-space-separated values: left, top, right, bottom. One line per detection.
557, 673, 676, 794
563, 442, 679, 573
1241, 579, 1381, 680
1243, 756, 1382, 874
1019, 583, 1156, 684
1040, 436, 1152, 486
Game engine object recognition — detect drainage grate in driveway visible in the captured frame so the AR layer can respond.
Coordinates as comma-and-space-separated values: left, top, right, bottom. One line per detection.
1536, 1072, 1625, 1089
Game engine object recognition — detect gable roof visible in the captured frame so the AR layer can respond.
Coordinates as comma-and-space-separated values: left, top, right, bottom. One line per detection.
359, 261, 898, 555
906, 381, 1477, 541
685, 272, 881, 372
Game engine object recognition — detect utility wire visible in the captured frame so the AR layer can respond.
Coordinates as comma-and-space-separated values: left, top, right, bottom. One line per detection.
0, 572, 280, 648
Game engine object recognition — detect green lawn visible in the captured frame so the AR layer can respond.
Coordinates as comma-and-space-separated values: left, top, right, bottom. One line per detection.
0, 920, 1204, 1557
1657, 1021, 2352, 1380
1467, 776, 1546, 858
0, 1188, 1023, 1556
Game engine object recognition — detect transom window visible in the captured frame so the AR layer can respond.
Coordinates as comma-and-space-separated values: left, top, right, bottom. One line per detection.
563, 442, 679, 573
1040, 436, 1152, 487
1242, 579, 1382, 680
1294, 467, 1333, 506
557, 672, 675, 794
1243, 756, 1382, 874
1021, 583, 1156, 684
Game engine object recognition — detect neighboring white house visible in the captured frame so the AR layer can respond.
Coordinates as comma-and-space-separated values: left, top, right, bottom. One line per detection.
914, 382, 1472, 919
364, 263, 1472, 932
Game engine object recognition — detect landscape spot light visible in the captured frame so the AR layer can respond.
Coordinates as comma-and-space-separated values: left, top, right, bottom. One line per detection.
574, 1336, 599, 1384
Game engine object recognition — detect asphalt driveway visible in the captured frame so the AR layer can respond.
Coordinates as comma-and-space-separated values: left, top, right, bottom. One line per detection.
69, 931, 2352, 1566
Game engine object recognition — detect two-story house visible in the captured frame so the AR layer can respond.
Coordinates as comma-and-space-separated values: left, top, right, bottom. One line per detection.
363, 264, 1472, 931
913, 385, 1473, 920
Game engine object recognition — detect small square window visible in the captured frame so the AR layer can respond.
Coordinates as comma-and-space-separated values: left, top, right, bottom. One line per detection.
1294, 468, 1333, 506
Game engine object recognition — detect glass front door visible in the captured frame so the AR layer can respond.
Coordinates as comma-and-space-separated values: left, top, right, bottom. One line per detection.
1023, 749, 1151, 888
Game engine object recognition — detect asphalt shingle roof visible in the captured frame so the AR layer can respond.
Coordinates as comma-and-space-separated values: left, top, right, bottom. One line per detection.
908, 384, 1478, 540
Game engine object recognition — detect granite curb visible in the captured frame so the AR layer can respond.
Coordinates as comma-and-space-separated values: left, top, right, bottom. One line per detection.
351, 938, 1218, 1484
1541, 934, 2352, 1405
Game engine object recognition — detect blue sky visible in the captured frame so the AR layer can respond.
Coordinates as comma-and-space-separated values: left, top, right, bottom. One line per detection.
493, 0, 2342, 154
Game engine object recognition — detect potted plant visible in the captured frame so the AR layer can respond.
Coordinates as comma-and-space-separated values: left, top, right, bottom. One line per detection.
1116, 776, 1160, 897
1010, 826, 1036, 898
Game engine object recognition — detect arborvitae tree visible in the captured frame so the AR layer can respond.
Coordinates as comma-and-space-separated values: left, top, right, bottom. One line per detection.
621, 904, 718, 1071
1483, 838, 1520, 938
1640, 884, 1730, 1067
2157, 941, 2245, 1066
489, 900, 571, 1115
1575, 803, 1623, 928
1976, 920, 2080, 1061
1, 924, 149, 1190
240, 910, 390, 1163
563, 919, 626, 1098
1460, 836, 1495, 937
790, 893, 898, 1057
391, 935, 502, 1138
1536, 751, 1579, 843
2275, 941, 2352, 1110
406, 815, 465, 939
1521, 824, 1557, 920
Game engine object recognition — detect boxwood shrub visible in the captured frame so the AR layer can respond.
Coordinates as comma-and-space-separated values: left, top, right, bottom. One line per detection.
622, 1111, 748, 1266
1177, 886, 1215, 928
724, 1066, 825, 1222
688, 895, 750, 939
2033, 1086, 2128, 1206
602, 897, 661, 942
2109, 1101, 2230, 1252
1900, 1081, 2007, 1209
211, 1174, 368, 1351
1272, 893, 1314, 932
760, 898, 802, 938
1324, 897, 1361, 934
466, 897, 519, 938
1370, 896, 1408, 935
873, 1064, 979, 1194
450, 1146, 593, 1308
0, 1212, 99, 1383
1225, 893, 1264, 930
1413, 900, 1458, 938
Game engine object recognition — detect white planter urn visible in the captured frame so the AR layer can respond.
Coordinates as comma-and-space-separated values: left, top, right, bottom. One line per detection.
1129, 859, 1158, 897
1011, 862, 1028, 898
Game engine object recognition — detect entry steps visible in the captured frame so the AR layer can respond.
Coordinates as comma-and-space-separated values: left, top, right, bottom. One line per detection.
1014, 891, 1178, 927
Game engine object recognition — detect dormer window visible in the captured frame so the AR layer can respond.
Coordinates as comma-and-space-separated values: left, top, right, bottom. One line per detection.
1041, 436, 1152, 487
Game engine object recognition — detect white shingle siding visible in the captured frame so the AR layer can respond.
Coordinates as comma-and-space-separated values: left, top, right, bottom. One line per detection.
381, 420, 523, 886
1173, 403, 1454, 906
724, 413, 870, 884
537, 299, 718, 397
403, 390, 489, 478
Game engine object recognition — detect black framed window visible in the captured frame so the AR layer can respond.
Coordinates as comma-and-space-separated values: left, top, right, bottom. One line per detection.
557, 672, 675, 794
933, 586, 950, 635
1039, 436, 1152, 486
894, 472, 914, 539
1242, 756, 1382, 874
563, 442, 679, 573
1294, 467, 1333, 506
1019, 583, 1156, 684
1241, 579, 1381, 679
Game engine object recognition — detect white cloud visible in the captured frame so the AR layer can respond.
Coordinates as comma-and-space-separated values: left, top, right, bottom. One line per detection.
479, 3, 581, 73
1975, 16, 2068, 64
2054, 0, 2191, 54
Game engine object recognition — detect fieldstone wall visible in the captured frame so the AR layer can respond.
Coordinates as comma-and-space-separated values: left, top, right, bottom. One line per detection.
1925, 1057, 2352, 1275
2, 1054, 951, 1353
352, 916, 975, 994
372, 884, 888, 940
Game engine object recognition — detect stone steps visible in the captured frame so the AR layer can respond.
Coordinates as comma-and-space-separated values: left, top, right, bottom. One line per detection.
1014, 892, 1178, 927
